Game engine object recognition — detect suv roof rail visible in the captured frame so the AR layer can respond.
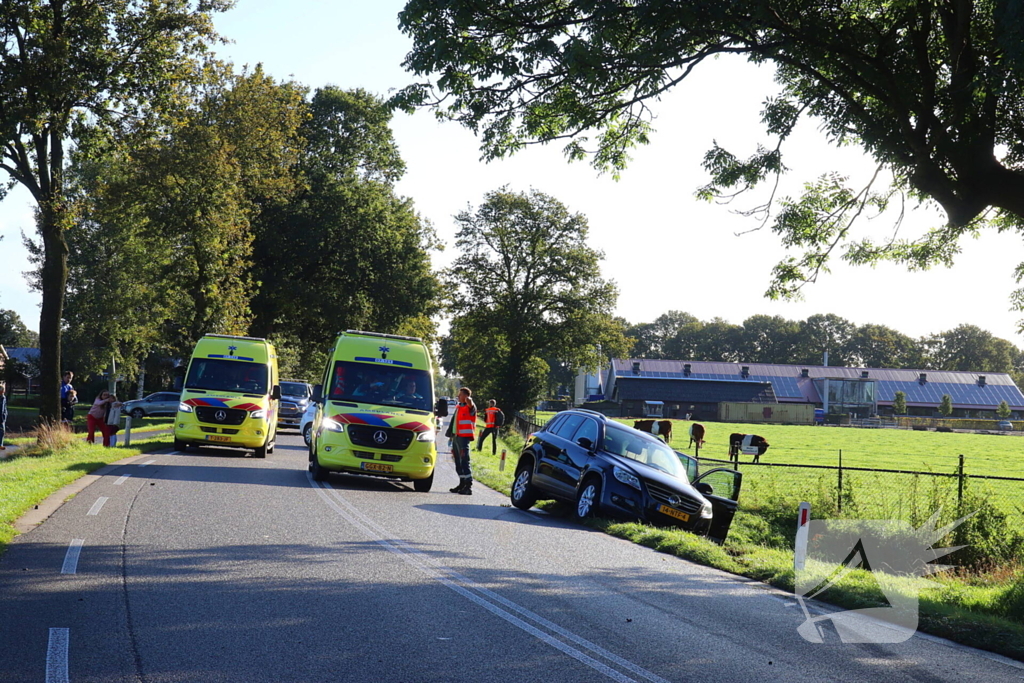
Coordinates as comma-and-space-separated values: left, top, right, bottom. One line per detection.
280, 379, 310, 383
342, 329, 423, 342
573, 408, 606, 418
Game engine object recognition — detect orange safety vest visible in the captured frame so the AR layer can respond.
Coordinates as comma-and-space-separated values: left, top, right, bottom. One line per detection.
455, 403, 477, 438
485, 406, 500, 428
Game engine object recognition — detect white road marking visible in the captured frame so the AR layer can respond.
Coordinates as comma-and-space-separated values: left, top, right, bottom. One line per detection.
309, 475, 669, 683
46, 628, 69, 683
86, 497, 108, 516
60, 540, 85, 575
114, 474, 131, 485
138, 459, 156, 467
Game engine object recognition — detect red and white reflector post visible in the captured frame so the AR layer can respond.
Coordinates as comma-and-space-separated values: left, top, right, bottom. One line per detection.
794, 501, 811, 574
499, 449, 507, 472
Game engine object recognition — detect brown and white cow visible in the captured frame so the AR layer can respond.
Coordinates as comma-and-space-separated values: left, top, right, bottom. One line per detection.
688, 423, 706, 451
728, 433, 770, 463
633, 419, 673, 444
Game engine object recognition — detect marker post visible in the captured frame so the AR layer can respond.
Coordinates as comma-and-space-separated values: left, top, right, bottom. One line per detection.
795, 501, 811, 574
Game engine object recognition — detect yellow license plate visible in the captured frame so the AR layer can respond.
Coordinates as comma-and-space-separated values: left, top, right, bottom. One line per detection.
205, 435, 232, 443
361, 462, 393, 473
658, 505, 689, 522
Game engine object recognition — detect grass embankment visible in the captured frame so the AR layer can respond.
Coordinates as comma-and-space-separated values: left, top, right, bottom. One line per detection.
4, 409, 173, 446
0, 430, 173, 556
477, 419, 1024, 661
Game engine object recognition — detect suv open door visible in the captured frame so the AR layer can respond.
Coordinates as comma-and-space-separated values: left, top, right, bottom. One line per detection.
692, 468, 743, 545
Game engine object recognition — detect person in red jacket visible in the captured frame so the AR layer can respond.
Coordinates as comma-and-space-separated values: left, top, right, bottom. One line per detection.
476, 399, 502, 455
450, 387, 477, 495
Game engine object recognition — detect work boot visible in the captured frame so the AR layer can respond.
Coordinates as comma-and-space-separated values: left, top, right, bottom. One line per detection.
458, 481, 473, 495
449, 480, 466, 493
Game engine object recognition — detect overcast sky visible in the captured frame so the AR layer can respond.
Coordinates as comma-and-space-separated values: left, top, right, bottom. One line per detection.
1, 1, 1021, 348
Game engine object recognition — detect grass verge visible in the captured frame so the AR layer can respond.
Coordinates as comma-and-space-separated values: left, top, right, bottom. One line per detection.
0, 433, 173, 556
475, 428, 1024, 661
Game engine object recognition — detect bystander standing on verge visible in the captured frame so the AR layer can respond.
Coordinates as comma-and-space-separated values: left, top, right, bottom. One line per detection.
87, 390, 119, 447
450, 387, 477, 495
0, 383, 7, 451
60, 371, 77, 425
476, 399, 503, 455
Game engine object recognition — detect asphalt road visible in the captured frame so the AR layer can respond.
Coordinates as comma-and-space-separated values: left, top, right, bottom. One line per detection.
1, 425, 1021, 682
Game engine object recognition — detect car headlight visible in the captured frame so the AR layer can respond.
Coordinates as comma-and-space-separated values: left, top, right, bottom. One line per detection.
178, 402, 193, 413
613, 465, 641, 490
416, 429, 435, 442
700, 501, 713, 519
250, 409, 266, 420
321, 419, 345, 434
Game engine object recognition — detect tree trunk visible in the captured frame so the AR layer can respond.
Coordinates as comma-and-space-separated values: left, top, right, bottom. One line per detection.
37, 203, 70, 424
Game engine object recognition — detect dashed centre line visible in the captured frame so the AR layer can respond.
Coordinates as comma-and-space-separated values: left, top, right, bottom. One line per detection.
86, 497, 108, 516
45, 628, 69, 683
137, 459, 156, 467
60, 540, 84, 575
114, 474, 131, 485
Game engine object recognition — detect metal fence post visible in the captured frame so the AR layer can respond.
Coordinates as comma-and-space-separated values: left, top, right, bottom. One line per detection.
957, 453, 965, 511
837, 449, 843, 514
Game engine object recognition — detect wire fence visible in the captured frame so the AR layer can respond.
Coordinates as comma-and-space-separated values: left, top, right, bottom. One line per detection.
512, 411, 1024, 535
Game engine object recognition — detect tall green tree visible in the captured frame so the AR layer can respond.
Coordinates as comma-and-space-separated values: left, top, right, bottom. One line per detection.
248, 87, 441, 371
442, 188, 629, 416
664, 318, 742, 362
624, 311, 699, 359
394, 1, 1024, 321
0, 308, 37, 348
58, 67, 307, 379
795, 314, 856, 366
847, 324, 926, 369
2, 0, 229, 421
926, 324, 1019, 373
738, 314, 800, 364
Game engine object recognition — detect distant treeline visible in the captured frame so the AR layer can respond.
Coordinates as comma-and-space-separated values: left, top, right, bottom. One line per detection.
624, 311, 1024, 386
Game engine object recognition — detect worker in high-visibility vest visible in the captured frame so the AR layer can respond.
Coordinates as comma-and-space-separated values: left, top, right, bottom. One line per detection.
476, 399, 503, 455
450, 387, 477, 495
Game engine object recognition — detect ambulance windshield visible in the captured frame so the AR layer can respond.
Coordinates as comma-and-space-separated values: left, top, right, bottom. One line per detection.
328, 361, 432, 412
185, 358, 269, 395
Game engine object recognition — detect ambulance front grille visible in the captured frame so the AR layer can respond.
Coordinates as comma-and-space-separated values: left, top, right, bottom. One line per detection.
195, 407, 247, 426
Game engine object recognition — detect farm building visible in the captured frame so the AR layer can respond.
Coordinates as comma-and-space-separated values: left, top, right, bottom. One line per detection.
604, 359, 1024, 420
0, 346, 40, 395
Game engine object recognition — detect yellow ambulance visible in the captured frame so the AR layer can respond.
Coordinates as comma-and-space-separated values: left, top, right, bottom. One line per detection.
174, 334, 281, 458
309, 330, 437, 491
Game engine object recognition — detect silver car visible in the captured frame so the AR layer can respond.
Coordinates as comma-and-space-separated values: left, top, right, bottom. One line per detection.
122, 391, 181, 419
278, 380, 313, 429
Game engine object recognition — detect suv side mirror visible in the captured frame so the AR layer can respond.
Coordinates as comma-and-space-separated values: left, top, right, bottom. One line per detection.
271, 385, 282, 400
695, 482, 713, 496
312, 384, 323, 403
577, 437, 594, 451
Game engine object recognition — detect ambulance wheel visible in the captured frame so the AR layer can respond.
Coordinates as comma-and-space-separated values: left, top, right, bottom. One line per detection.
309, 451, 329, 482
174, 438, 187, 452
254, 443, 267, 459
413, 470, 434, 493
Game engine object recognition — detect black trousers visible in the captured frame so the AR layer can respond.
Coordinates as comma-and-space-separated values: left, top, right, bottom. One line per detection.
476, 427, 498, 454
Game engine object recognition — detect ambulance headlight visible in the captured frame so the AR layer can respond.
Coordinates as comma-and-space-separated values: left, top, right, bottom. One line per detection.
321, 420, 345, 434
250, 409, 266, 420
178, 402, 193, 413
416, 429, 435, 442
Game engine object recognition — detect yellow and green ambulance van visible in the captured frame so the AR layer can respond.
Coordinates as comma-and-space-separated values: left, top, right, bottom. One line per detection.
309, 330, 437, 491
174, 334, 281, 458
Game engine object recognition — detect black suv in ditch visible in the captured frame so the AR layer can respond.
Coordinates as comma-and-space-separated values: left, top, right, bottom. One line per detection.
510, 409, 742, 544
